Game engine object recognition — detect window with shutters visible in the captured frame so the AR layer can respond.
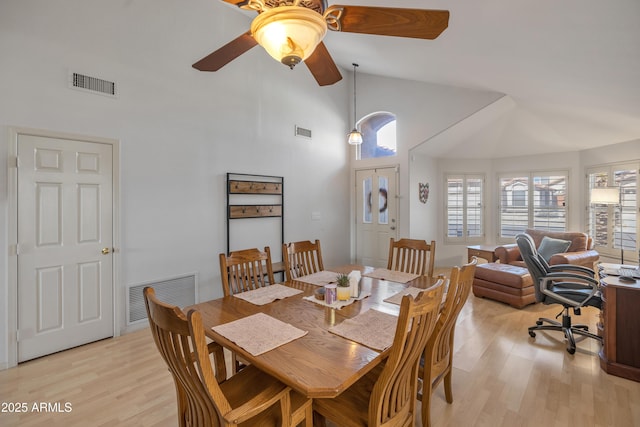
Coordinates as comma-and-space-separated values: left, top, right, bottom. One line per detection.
498, 171, 568, 241
587, 162, 638, 262
445, 174, 484, 243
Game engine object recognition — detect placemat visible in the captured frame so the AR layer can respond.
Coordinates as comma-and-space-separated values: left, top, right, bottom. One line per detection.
383, 287, 425, 305
329, 309, 398, 351
232, 284, 302, 305
295, 270, 340, 286
302, 290, 371, 310
212, 313, 307, 356
363, 268, 420, 284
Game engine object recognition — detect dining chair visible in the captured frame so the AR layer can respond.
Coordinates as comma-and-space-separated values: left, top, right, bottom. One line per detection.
418, 257, 477, 427
312, 279, 445, 427
219, 247, 275, 297
143, 287, 312, 427
387, 237, 436, 278
219, 246, 275, 373
282, 239, 324, 281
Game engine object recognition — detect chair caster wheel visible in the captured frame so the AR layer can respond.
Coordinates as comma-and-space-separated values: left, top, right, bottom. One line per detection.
567, 346, 576, 355
529, 331, 536, 338
536, 320, 543, 326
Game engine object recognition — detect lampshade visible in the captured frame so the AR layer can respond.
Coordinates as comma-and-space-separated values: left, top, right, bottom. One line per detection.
347, 129, 363, 145
590, 187, 620, 204
251, 6, 327, 69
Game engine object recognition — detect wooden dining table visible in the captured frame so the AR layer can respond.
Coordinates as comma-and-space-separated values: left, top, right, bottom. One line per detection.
187, 265, 439, 398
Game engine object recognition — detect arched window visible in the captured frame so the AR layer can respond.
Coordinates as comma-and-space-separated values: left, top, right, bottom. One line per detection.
358, 112, 397, 160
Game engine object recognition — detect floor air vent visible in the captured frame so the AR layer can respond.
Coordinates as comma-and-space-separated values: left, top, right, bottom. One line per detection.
127, 273, 197, 325
69, 72, 117, 97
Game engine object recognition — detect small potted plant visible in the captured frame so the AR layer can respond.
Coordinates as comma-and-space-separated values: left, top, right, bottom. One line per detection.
336, 273, 351, 301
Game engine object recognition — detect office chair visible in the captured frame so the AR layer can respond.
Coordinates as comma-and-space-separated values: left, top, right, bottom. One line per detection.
516, 233, 602, 354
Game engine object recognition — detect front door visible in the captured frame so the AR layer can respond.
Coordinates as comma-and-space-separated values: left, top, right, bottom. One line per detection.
17, 134, 114, 362
355, 167, 398, 267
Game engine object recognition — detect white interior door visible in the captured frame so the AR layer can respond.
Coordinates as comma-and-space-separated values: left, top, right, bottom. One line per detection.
356, 167, 398, 267
17, 134, 114, 362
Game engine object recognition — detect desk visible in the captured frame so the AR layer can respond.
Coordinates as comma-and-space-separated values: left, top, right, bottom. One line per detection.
599, 265, 640, 382
188, 265, 437, 398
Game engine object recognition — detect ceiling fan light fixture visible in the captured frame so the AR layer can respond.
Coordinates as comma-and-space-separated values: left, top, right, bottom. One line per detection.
251, 6, 327, 69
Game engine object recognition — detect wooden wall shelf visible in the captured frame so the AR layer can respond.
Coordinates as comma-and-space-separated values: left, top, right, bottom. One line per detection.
229, 205, 282, 219
228, 180, 282, 195
226, 173, 284, 256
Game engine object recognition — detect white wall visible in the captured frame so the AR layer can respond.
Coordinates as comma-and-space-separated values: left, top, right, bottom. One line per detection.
580, 139, 640, 168
408, 153, 439, 243
0, 0, 352, 367
349, 73, 503, 247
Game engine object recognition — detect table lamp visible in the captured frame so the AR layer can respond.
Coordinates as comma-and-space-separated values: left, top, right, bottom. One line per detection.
590, 186, 623, 264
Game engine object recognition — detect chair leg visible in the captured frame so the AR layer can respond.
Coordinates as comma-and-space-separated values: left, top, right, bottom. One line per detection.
421, 383, 433, 427
291, 397, 313, 427
443, 371, 453, 404
529, 308, 602, 355
564, 327, 576, 354
571, 327, 602, 342
313, 411, 327, 427
304, 404, 313, 427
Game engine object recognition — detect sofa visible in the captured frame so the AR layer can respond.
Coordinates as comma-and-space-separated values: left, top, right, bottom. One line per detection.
494, 229, 599, 268
472, 229, 599, 308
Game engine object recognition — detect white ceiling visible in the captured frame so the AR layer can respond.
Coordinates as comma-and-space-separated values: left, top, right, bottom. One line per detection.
226, 0, 640, 158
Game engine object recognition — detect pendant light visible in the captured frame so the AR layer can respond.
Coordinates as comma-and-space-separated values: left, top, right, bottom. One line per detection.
347, 63, 363, 145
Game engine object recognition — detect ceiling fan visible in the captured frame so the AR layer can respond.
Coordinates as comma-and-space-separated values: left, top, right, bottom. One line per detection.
192, 0, 449, 86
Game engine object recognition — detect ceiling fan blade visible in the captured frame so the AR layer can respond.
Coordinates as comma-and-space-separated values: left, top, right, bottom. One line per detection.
220, 0, 247, 6
330, 6, 449, 39
192, 31, 258, 71
305, 42, 343, 86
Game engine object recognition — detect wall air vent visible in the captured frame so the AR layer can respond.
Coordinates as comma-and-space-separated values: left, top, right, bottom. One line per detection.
295, 125, 312, 139
127, 273, 197, 325
69, 72, 117, 97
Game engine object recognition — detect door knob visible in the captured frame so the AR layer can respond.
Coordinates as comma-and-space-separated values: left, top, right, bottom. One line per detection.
390, 226, 396, 230
102, 248, 111, 255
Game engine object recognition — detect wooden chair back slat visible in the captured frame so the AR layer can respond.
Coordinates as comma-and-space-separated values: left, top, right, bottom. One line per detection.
369, 280, 444, 425
144, 287, 228, 427
282, 240, 324, 281
387, 238, 436, 277
219, 247, 274, 297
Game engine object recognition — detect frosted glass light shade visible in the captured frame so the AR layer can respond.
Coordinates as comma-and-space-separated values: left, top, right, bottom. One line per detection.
590, 187, 619, 204
251, 6, 327, 69
347, 129, 363, 145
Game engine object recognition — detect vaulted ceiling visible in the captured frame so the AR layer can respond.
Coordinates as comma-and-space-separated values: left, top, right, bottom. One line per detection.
320, 0, 640, 158
205, 0, 640, 158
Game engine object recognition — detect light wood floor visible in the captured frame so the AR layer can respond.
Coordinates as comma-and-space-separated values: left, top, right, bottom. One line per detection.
2, 284, 639, 426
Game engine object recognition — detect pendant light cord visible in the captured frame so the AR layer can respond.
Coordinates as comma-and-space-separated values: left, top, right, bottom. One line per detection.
352, 63, 359, 128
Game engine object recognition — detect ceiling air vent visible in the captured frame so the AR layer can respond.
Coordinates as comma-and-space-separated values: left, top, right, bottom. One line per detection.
69, 72, 117, 97
295, 125, 312, 139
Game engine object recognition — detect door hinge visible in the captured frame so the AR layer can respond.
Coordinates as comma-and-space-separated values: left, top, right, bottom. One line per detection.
10, 156, 18, 168
16, 330, 20, 342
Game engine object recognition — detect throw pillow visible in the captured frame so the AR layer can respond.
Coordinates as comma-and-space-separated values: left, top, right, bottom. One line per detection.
537, 236, 571, 262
